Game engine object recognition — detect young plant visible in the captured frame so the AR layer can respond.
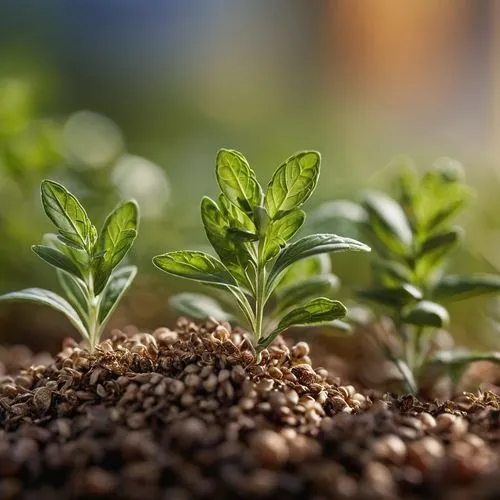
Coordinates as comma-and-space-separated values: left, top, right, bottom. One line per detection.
153, 149, 370, 355
0, 180, 139, 351
313, 158, 500, 393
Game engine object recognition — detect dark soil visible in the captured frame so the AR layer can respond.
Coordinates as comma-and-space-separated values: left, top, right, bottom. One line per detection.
1, 319, 500, 500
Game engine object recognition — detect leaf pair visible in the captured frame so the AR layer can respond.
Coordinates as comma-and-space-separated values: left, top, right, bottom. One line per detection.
154, 149, 370, 352
0, 180, 139, 350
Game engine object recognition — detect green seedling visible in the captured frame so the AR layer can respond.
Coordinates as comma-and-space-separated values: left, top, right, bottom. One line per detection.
0, 180, 139, 351
313, 157, 500, 393
153, 149, 370, 355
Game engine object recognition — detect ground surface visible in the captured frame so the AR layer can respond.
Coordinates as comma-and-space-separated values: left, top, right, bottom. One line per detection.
1, 319, 500, 499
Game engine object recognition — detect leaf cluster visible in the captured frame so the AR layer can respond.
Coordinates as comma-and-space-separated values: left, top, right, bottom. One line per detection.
154, 149, 370, 353
0, 181, 139, 350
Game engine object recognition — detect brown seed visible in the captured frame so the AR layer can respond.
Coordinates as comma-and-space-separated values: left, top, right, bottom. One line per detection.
231, 365, 246, 383
417, 412, 436, 429
291, 341, 310, 358
83, 468, 118, 495
435, 413, 468, 437
33, 387, 52, 413
249, 430, 289, 467
406, 437, 445, 472
203, 374, 218, 393
373, 435, 407, 465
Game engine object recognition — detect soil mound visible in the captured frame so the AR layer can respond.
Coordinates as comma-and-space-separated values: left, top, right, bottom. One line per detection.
0, 319, 499, 499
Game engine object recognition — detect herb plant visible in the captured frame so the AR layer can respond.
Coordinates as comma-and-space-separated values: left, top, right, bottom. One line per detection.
0, 180, 139, 351
153, 149, 370, 355
313, 158, 500, 393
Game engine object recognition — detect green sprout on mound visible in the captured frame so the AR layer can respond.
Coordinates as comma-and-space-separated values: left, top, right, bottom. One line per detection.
153, 149, 370, 356
0, 181, 139, 351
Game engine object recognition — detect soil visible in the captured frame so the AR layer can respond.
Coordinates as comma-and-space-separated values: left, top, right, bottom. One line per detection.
1, 319, 500, 500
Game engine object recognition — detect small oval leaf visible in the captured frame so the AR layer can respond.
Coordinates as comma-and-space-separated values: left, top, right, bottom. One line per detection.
402, 300, 449, 328
153, 251, 237, 286
357, 284, 422, 308
41, 180, 94, 250
216, 149, 262, 214
277, 297, 347, 331
93, 200, 139, 294
263, 209, 305, 262
32, 245, 83, 279
98, 266, 137, 326
268, 233, 370, 292
265, 151, 320, 219
433, 274, 500, 302
363, 191, 413, 256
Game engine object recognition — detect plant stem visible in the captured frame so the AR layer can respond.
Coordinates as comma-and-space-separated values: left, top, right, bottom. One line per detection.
86, 273, 100, 352
254, 263, 266, 343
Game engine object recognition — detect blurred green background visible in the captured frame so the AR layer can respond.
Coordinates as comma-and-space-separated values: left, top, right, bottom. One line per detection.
1, 0, 500, 353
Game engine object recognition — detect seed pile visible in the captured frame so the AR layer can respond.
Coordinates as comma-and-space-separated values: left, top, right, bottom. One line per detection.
0, 320, 500, 499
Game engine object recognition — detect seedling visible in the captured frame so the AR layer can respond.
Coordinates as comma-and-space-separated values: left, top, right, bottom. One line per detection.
313, 158, 500, 393
0, 181, 139, 351
153, 149, 370, 355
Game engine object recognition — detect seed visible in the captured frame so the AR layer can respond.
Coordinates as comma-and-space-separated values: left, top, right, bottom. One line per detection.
285, 389, 299, 406
33, 387, 52, 413
292, 341, 310, 358
268, 366, 283, 380
249, 430, 289, 467
256, 379, 274, 392
435, 413, 468, 436
417, 412, 436, 429
373, 435, 407, 464
407, 437, 444, 472
231, 365, 246, 383
203, 374, 218, 393
184, 374, 201, 388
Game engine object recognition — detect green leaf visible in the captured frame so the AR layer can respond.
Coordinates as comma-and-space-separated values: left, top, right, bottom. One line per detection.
268, 234, 370, 292
363, 191, 413, 256
200, 196, 252, 288
259, 298, 347, 350
428, 350, 500, 384
402, 300, 449, 328
57, 270, 88, 322
433, 274, 500, 302
153, 251, 237, 286
216, 149, 262, 214
415, 162, 473, 232
276, 254, 331, 290
265, 151, 321, 219
168, 293, 234, 322
218, 194, 257, 239
93, 200, 139, 295
416, 228, 462, 278
0, 288, 88, 339
98, 266, 137, 326
263, 209, 305, 261
41, 180, 94, 251
357, 284, 422, 308
274, 274, 339, 314
278, 297, 347, 332
43, 233, 88, 270
32, 245, 83, 279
